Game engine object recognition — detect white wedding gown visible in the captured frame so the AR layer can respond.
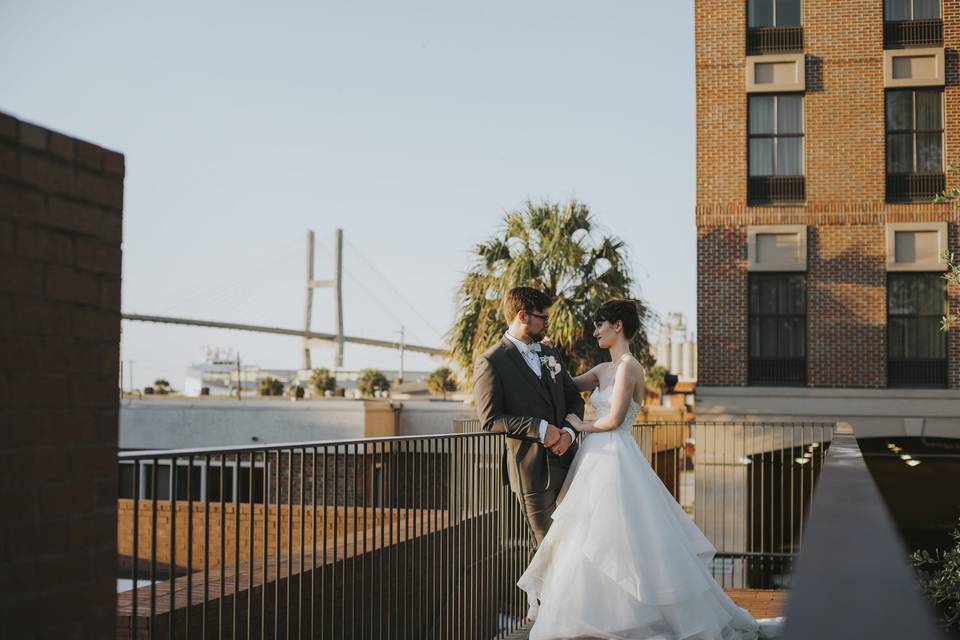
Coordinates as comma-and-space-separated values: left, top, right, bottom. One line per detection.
517, 380, 781, 640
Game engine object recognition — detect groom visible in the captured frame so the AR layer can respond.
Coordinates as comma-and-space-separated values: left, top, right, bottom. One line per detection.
472, 287, 585, 550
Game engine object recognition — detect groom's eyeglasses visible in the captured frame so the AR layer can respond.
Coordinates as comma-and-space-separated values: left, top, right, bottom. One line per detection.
527, 312, 549, 324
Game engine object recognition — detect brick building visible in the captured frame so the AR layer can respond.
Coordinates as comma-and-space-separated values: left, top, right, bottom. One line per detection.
0, 112, 124, 637
695, 0, 960, 435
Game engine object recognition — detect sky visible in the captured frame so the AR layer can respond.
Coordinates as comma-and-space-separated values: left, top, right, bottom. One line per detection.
1, 1, 696, 389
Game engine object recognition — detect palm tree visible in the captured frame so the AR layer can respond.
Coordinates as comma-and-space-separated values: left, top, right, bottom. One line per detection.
258, 377, 284, 396
449, 199, 653, 380
645, 365, 668, 395
427, 367, 459, 399
309, 368, 337, 395
357, 369, 390, 397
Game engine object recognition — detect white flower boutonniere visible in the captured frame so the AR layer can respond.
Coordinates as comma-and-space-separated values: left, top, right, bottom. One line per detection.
539, 354, 562, 382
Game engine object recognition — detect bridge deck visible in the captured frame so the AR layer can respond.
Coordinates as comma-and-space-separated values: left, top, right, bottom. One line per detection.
500, 589, 787, 639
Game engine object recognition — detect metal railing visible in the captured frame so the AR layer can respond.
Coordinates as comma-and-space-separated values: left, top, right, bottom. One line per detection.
888, 358, 948, 388
454, 419, 832, 589
746, 27, 804, 54
117, 433, 532, 639
749, 357, 807, 386
884, 19, 943, 49
748, 176, 805, 205
116, 421, 834, 638
886, 172, 945, 203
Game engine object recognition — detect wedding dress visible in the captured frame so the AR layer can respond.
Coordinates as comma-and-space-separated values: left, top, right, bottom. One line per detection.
517, 367, 780, 639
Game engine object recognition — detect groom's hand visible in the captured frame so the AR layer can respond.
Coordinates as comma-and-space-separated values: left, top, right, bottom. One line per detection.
549, 431, 573, 456
543, 424, 562, 448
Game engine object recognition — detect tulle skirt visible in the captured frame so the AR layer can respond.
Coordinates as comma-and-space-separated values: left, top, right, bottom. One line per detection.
517, 428, 762, 640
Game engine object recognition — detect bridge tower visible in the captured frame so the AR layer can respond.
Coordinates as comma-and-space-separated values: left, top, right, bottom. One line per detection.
302, 228, 345, 371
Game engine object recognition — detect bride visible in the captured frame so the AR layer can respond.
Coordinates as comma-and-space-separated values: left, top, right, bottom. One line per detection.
517, 299, 775, 640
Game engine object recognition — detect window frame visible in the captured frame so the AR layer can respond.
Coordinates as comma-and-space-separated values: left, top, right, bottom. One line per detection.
118, 457, 270, 502
884, 88, 945, 202
748, 0, 803, 29
886, 272, 948, 388
885, 88, 944, 175
748, 272, 808, 386
883, 0, 941, 22
748, 93, 805, 178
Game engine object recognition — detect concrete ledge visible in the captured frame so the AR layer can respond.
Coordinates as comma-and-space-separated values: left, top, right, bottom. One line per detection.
696, 386, 960, 438
884, 47, 945, 88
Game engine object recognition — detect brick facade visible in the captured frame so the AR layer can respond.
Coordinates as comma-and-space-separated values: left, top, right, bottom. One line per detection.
696, 0, 960, 390
0, 112, 123, 638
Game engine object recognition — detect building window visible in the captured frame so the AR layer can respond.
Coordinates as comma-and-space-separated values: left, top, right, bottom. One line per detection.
748, 0, 803, 54
884, 0, 942, 48
886, 89, 944, 202
749, 273, 806, 386
748, 94, 805, 204
888, 273, 947, 387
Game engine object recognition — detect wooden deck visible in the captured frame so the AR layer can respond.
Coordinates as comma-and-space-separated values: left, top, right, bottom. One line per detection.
500, 589, 787, 639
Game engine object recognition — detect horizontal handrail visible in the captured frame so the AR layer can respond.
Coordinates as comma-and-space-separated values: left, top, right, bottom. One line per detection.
782, 429, 944, 639
119, 431, 495, 460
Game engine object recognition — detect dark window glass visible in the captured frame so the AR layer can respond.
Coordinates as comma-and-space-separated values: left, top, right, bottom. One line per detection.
749, 0, 802, 27
749, 94, 804, 177
119, 463, 135, 499
886, 89, 943, 174
749, 273, 806, 385
237, 465, 266, 503
886, 0, 941, 20
888, 273, 947, 387
207, 465, 235, 502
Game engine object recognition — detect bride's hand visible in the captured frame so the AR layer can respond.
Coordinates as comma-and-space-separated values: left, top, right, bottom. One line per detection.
540, 336, 554, 349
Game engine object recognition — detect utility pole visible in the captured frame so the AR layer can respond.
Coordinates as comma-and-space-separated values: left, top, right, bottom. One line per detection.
333, 228, 344, 370
236, 353, 241, 402
398, 325, 405, 383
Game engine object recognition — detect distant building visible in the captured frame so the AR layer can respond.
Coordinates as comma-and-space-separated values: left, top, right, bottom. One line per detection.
182, 347, 432, 398
649, 312, 698, 381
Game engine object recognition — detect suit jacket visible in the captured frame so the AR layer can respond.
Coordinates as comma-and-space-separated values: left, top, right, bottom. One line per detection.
472, 336, 586, 494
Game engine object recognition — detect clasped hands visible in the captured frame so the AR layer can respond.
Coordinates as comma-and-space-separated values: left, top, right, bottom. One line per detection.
543, 413, 587, 456
542, 424, 572, 456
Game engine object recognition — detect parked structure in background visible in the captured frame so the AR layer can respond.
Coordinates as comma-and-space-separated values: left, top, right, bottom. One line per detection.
182, 347, 432, 398
649, 311, 698, 381
695, 0, 959, 439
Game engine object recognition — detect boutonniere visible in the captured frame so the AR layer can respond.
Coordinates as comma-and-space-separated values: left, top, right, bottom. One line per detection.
539, 354, 561, 382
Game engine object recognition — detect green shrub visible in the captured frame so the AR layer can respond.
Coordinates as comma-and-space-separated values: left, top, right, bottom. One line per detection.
912, 518, 960, 632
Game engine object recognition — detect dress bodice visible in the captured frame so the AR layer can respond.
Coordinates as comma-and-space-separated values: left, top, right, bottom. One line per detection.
590, 383, 642, 432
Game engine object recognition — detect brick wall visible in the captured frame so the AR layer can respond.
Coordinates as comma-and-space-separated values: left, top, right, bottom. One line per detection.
0, 111, 123, 638
696, 0, 960, 389
116, 500, 432, 572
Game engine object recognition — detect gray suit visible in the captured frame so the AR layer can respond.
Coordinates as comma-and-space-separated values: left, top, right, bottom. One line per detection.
472, 336, 585, 548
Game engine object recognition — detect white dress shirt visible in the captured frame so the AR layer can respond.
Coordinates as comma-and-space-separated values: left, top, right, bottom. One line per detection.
504, 332, 576, 445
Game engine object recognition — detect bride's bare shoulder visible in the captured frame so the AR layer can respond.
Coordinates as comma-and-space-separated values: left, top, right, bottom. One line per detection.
618, 354, 644, 374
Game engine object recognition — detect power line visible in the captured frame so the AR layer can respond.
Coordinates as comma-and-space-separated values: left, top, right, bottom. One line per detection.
344, 237, 446, 339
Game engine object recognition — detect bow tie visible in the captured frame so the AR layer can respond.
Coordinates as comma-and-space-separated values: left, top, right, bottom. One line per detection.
525, 342, 542, 354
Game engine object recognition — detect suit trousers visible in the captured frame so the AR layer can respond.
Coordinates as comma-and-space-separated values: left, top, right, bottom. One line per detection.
517, 452, 570, 556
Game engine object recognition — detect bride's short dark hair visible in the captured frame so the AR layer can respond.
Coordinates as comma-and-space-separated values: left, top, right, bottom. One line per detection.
594, 299, 640, 338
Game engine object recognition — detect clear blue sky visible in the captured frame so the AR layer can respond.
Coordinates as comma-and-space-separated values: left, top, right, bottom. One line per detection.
1, 1, 695, 388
